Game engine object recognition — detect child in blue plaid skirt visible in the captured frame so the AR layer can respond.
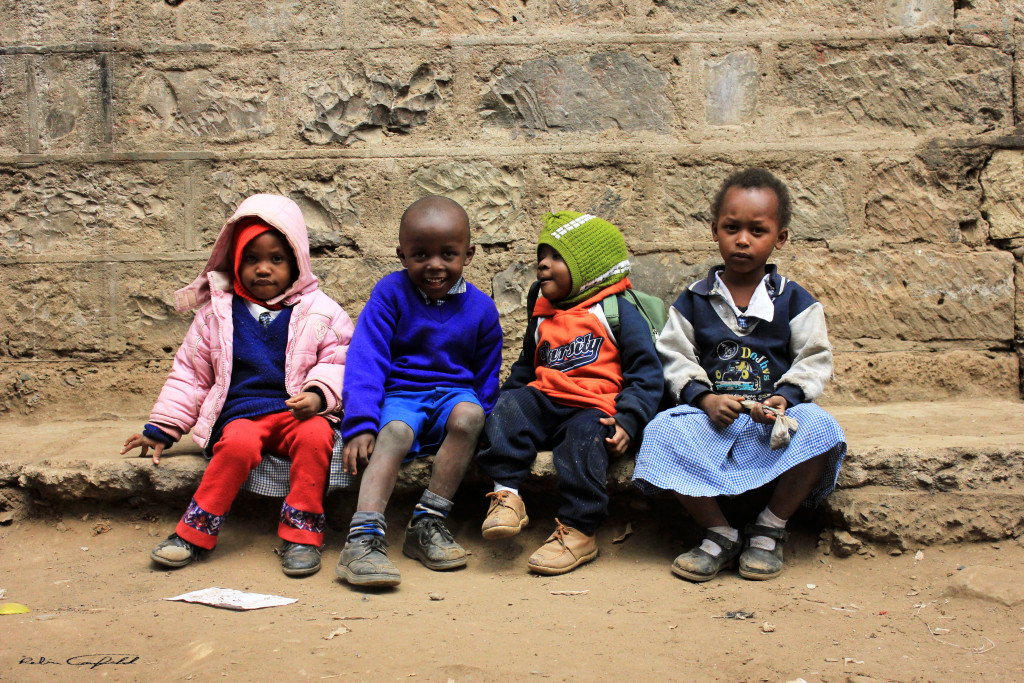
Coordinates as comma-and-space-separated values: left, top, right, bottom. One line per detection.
633, 168, 846, 582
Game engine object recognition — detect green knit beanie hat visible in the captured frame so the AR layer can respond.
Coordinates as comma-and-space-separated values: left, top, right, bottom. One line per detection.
538, 211, 630, 307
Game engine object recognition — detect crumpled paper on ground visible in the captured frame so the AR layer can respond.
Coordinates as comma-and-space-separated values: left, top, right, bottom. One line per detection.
165, 588, 296, 611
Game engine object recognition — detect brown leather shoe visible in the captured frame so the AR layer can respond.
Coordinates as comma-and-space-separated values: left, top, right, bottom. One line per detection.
481, 490, 529, 540
527, 519, 597, 575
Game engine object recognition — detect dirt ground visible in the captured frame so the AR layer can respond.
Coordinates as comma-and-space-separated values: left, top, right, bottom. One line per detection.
2, 493, 1022, 683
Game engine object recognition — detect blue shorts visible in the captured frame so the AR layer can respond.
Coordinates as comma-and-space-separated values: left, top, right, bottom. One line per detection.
379, 387, 482, 457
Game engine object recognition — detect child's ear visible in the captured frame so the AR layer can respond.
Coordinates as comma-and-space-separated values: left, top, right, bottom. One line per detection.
775, 227, 788, 249
396, 246, 407, 265
711, 221, 720, 242
464, 244, 476, 265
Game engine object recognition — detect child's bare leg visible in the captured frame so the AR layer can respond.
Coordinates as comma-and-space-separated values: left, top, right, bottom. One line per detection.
427, 402, 485, 500
766, 452, 828, 520
355, 421, 415, 513
403, 402, 484, 572
674, 493, 729, 529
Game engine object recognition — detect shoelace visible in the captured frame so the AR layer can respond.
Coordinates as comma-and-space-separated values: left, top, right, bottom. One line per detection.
550, 518, 569, 548
420, 516, 454, 543
485, 490, 513, 508
360, 534, 389, 551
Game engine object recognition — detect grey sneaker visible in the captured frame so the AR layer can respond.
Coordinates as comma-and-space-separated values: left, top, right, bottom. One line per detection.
402, 515, 467, 571
279, 541, 322, 577
335, 535, 401, 587
151, 534, 203, 568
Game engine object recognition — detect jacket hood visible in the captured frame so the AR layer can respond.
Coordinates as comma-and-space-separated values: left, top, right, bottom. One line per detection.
174, 194, 318, 313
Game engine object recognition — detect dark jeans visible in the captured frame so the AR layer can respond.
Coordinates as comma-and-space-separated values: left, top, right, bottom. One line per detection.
477, 386, 611, 534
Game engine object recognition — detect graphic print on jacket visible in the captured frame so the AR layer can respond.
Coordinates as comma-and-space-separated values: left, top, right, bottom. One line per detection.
538, 332, 605, 373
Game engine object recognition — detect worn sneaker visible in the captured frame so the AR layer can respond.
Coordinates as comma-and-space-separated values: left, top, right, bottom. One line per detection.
402, 515, 468, 571
481, 490, 529, 540
150, 533, 203, 568
279, 541, 322, 577
335, 535, 401, 587
738, 524, 788, 581
671, 529, 743, 583
526, 519, 597, 576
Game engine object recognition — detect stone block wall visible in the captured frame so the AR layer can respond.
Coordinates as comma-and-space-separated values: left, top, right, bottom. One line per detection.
0, 0, 1022, 418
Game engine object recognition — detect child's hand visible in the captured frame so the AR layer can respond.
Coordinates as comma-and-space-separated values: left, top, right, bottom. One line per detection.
286, 391, 323, 421
121, 434, 167, 466
342, 432, 376, 476
599, 416, 631, 457
749, 395, 788, 425
697, 393, 744, 428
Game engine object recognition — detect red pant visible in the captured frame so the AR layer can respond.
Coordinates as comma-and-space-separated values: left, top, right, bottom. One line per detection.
176, 412, 333, 549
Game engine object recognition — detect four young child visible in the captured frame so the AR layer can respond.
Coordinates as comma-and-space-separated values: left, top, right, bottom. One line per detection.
126, 167, 845, 584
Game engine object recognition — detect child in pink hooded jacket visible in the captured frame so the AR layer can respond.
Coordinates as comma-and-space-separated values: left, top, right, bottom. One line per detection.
121, 194, 354, 577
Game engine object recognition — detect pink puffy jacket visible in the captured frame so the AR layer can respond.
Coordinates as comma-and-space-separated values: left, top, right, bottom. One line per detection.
148, 194, 354, 448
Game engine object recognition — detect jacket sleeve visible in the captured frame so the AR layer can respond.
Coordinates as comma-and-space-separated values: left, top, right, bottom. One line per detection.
301, 294, 355, 416
471, 300, 504, 415
501, 315, 539, 391
612, 298, 665, 440
147, 308, 217, 442
340, 285, 398, 439
656, 303, 714, 407
774, 302, 833, 406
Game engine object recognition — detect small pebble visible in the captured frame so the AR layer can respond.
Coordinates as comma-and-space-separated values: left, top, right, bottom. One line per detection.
428, 592, 444, 601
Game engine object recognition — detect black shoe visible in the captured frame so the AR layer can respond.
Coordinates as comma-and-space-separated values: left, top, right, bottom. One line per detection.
151, 533, 203, 568
738, 524, 788, 581
402, 515, 467, 571
279, 541, 322, 577
671, 529, 743, 583
335, 535, 401, 587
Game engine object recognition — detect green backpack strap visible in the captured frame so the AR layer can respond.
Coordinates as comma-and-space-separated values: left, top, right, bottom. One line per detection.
602, 289, 667, 345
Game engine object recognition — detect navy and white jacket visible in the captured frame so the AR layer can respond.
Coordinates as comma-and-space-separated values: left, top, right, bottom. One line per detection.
658, 265, 833, 408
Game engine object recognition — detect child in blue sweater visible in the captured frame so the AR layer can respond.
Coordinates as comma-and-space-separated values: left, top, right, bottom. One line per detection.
335, 196, 503, 588
633, 168, 846, 583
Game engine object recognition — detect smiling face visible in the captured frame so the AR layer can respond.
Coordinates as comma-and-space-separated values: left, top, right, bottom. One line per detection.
712, 186, 788, 284
237, 230, 294, 302
537, 244, 573, 302
397, 199, 475, 300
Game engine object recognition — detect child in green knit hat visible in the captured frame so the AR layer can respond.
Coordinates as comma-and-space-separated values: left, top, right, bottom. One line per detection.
476, 211, 664, 575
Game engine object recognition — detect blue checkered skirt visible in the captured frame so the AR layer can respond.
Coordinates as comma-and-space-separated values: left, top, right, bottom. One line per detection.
633, 403, 846, 507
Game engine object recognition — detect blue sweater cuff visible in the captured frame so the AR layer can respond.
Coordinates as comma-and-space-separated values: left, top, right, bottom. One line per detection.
681, 382, 713, 407
773, 384, 804, 407
143, 423, 175, 446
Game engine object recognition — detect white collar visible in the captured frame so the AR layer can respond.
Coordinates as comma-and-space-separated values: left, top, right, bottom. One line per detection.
244, 299, 283, 322
713, 271, 775, 324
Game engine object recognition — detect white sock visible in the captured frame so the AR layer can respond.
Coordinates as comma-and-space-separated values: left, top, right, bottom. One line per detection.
494, 484, 519, 497
699, 525, 739, 557
750, 507, 787, 551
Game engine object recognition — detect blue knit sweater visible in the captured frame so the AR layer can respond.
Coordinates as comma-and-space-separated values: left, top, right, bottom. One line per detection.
341, 270, 503, 440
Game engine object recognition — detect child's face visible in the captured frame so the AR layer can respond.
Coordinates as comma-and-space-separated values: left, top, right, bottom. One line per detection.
537, 244, 573, 301
712, 186, 788, 280
397, 210, 475, 300
238, 230, 294, 301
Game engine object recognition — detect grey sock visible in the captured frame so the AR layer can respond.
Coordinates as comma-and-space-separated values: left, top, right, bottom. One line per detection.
417, 489, 453, 517
348, 511, 386, 541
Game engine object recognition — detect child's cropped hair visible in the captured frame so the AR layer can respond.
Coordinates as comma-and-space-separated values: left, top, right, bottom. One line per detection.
711, 167, 792, 230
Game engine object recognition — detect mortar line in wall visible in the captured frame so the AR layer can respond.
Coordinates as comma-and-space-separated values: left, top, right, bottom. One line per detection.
0, 26, 948, 56
0, 137, 984, 166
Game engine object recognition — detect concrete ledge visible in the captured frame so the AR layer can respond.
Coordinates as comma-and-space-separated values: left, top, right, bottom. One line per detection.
2, 400, 1023, 547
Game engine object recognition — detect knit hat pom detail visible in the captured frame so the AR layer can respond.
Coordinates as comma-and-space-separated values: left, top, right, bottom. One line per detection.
538, 211, 630, 307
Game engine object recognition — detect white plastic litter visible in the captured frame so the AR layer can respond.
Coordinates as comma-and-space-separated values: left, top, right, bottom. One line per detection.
165, 588, 296, 611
